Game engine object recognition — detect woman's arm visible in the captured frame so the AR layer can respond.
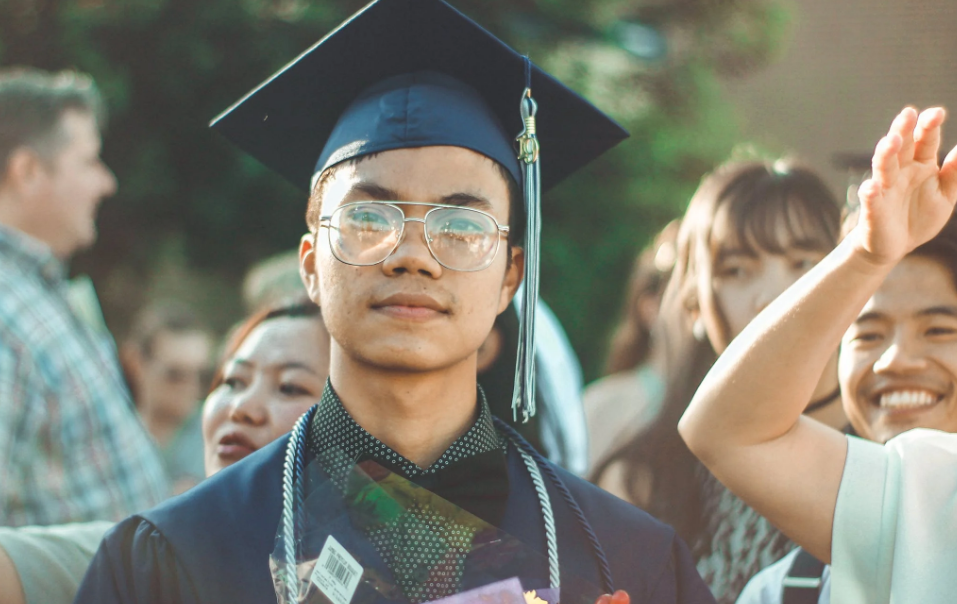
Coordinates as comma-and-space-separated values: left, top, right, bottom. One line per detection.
678, 107, 957, 562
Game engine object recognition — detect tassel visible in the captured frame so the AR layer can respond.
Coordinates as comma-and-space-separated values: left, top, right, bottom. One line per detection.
512, 61, 542, 423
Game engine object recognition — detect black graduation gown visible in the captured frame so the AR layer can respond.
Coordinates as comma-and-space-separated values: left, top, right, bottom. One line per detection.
73, 436, 714, 604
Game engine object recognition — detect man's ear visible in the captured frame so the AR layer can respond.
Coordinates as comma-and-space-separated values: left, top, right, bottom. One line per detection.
1, 148, 44, 197
299, 233, 321, 306
497, 246, 525, 314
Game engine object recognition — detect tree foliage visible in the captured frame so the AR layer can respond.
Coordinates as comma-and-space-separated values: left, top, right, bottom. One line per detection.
0, 0, 787, 379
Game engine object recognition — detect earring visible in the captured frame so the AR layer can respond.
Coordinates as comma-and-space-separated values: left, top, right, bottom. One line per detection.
692, 319, 707, 342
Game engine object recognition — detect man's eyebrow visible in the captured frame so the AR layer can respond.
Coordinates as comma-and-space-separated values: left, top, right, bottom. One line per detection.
917, 305, 957, 319
351, 182, 399, 200
439, 192, 494, 210
854, 311, 886, 324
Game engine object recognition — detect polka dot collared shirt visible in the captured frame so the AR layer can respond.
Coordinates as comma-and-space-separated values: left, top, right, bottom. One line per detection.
306, 380, 505, 478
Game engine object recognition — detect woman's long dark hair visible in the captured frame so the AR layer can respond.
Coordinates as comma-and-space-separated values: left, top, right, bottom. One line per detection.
590, 159, 841, 550
602, 221, 679, 376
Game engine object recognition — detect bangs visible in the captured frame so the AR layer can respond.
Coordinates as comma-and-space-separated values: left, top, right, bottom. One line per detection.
710, 166, 840, 257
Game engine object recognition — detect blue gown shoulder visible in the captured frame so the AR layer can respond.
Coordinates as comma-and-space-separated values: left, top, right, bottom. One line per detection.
74, 437, 713, 604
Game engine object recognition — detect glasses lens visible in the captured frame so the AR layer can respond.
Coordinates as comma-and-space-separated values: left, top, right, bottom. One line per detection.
330, 203, 402, 265
426, 207, 499, 271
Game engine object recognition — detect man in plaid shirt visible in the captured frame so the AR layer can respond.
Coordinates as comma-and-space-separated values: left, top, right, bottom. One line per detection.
0, 68, 168, 526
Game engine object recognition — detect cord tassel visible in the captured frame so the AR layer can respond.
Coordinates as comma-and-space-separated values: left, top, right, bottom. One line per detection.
513, 86, 541, 423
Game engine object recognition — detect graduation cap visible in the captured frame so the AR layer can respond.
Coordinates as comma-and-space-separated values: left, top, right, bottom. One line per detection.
211, 0, 628, 423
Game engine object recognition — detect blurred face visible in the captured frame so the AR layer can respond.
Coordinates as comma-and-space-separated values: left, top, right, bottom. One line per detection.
31, 110, 117, 257
702, 204, 828, 351
138, 330, 212, 424
840, 256, 957, 443
203, 316, 330, 475
301, 146, 522, 373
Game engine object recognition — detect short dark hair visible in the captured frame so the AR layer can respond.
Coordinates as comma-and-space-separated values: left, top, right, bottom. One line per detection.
306, 154, 525, 249
910, 213, 957, 291
0, 68, 106, 172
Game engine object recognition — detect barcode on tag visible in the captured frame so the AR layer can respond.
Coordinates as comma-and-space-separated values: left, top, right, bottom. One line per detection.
310, 536, 363, 604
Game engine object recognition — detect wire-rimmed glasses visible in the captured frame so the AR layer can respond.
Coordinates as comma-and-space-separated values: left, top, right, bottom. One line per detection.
318, 201, 510, 272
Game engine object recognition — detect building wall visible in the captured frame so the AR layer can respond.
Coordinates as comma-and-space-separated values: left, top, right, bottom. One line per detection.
722, 0, 957, 194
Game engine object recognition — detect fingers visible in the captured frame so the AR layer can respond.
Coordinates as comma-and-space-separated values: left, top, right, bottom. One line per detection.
913, 107, 947, 163
939, 143, 957, 202
871, 133, 903, 190
889, 107, 919, 164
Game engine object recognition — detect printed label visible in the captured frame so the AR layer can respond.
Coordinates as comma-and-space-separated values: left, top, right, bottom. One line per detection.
310, 536, 363, 604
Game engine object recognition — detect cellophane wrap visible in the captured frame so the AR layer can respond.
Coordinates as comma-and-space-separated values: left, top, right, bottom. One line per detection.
270, 449, 600, 604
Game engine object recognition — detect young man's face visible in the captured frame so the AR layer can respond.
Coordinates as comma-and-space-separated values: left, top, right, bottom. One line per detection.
840, 255, 957, 443
30, 109, 117, 257
300, 146, 523, 373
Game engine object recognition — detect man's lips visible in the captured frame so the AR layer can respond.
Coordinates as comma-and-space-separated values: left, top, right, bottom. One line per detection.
372, 293, 448, 319
216, 431, 258, 460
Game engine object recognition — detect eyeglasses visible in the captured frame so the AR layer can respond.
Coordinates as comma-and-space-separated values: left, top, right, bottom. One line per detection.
318, 201, 510, 272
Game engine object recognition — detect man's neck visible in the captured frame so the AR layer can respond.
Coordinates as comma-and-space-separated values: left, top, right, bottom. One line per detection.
329, 349, 481, 469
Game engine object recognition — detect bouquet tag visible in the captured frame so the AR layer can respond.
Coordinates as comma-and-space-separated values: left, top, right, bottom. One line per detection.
310, 536, 363, 604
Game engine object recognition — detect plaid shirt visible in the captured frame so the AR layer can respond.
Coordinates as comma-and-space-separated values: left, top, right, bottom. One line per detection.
0, 225, 169, 526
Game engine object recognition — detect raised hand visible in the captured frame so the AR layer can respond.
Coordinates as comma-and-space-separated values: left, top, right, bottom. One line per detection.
854, 107, 957, 266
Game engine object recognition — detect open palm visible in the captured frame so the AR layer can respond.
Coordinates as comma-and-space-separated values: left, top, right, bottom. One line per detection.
856, 107, 957, 266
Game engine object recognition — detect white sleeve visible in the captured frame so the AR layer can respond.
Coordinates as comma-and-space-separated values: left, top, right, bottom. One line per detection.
830, 430, 957, 604
734, 549, 796, 604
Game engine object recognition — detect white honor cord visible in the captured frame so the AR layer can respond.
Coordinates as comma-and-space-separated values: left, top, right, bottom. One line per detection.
514, 441, 561, 591
279, 421, 561, 603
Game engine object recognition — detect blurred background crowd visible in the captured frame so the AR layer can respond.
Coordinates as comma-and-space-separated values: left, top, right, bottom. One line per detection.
1, 1, 956, 604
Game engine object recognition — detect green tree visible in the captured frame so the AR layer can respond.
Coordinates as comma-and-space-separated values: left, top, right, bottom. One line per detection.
0, 0, 788, 378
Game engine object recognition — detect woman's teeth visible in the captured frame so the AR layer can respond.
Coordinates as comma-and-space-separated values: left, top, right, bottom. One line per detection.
879, 390, 938, 410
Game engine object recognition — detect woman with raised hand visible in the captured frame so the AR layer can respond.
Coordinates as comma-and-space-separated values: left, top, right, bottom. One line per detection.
679, 107, 957, 604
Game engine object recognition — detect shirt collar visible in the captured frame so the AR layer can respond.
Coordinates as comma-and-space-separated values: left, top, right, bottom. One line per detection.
306, 379, 504, 479
0, 224, 66, 283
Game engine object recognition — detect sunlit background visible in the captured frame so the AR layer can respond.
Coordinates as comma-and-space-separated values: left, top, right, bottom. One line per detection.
2, 0, 954, 379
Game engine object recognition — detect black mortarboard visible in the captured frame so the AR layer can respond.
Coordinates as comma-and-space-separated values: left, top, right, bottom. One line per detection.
211, 0, 628, 423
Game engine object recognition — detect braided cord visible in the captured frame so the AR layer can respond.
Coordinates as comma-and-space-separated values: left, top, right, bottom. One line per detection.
516, 445, 560, 590
494, 418, 615, 594
280, 404, 319, 603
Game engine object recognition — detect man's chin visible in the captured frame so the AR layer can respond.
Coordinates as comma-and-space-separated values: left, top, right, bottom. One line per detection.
353, 345, 467, 373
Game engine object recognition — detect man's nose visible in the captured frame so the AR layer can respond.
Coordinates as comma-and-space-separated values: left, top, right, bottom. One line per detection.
101, 162, 118, 197
380, 218, 443, 278
873, 334, 928, 374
